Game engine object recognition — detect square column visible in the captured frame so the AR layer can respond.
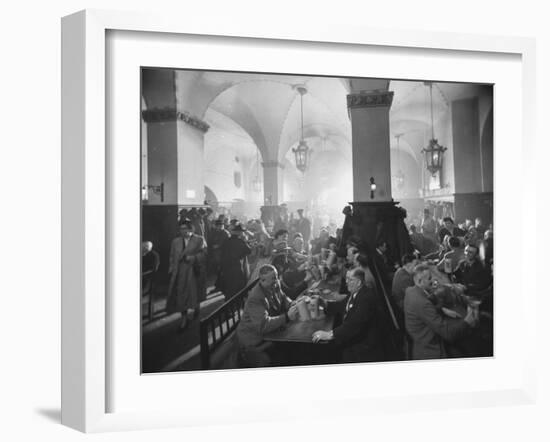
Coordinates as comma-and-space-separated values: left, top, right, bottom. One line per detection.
262, 160, 285, 206
176, 116, 209, 206
347, 91, 394, 202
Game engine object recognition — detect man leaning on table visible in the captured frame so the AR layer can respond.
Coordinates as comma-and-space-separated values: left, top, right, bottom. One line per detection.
312, 267, 384, 364
236, 264, 299, 367
404, 263, 477, 360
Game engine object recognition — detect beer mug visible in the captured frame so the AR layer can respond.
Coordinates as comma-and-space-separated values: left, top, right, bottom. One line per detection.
296, 297, 311, 322
309, 296, 319, 319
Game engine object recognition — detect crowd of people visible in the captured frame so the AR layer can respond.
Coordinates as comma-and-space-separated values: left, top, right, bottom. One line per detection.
233, 207, 494, 367
142, 204, 493, 367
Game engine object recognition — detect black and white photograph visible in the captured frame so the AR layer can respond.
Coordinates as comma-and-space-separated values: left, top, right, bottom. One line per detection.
140, 69, 494, 373
4, 0, 549, 438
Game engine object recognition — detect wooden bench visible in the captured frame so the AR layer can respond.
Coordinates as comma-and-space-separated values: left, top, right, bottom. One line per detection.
199, 278, 259, 370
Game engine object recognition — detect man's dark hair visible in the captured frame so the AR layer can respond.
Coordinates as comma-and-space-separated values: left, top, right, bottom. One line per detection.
355, 252, 369, 268
274, 229, 288, 240
413, 263, 431, 277
443, 217, 454, 224
350, 267, 366, 282
179, 219, 193, 229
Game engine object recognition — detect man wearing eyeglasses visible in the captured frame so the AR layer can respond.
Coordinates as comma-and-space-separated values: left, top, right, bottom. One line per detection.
311, 267, 384, 363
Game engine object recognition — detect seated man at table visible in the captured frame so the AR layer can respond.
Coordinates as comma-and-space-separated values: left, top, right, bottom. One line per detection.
404, 264, 477, 360
453, 243, 492, 295
236, 264, 299, 367
312, 267, 384, 364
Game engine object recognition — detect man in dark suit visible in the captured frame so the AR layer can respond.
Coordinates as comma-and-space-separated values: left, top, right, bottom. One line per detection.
404, 263, 477, 359
312, 267, 384, 363
453, 244, 492, 295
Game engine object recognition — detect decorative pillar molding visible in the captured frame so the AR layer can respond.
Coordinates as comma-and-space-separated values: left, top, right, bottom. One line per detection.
142, 108, 210, 133
261, 160, 285, 206
346, 90, 394, 110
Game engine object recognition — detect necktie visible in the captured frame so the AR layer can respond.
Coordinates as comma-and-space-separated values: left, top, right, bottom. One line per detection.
344, 292, 356, 320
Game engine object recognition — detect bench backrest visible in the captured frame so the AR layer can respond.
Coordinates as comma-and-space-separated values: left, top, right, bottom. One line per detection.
199, 278, 259, 369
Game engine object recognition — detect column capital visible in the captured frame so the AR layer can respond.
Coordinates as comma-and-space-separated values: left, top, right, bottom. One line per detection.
141, 107, 210, 133
261, 160, 285, 169
347, 91, 394, 109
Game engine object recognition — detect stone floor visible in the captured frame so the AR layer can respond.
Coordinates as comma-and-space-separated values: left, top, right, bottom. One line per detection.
141, 256, 268, 373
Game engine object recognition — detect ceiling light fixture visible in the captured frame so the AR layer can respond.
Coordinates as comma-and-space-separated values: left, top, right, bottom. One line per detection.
292, 85, 310, 173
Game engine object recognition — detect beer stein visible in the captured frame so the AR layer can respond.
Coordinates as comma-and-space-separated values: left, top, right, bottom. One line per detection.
296, 297, 311, 321
309, 296, 319, 319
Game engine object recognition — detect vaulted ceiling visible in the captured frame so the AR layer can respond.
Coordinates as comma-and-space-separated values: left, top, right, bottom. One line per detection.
144, 69, 491, 174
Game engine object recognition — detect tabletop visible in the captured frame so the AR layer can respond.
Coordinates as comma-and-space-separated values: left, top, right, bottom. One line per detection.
263, 314, 334, 343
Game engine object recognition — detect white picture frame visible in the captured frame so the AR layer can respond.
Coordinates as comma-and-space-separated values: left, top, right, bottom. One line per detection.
61, 9, 537, 433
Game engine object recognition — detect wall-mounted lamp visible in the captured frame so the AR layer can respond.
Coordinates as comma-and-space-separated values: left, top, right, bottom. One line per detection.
141, 182, 164, 202
370, 177, 376, 199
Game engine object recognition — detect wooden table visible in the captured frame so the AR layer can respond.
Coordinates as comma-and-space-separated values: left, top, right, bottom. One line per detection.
263, 314, 334, 343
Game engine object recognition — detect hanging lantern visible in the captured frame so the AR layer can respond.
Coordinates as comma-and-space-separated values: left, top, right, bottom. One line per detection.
421, 138, 447, 176
421, 82, 447, 177
293, 139, 309, 173
292, 85, 310, 173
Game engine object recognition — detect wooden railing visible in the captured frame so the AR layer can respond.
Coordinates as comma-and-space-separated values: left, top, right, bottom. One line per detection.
199, 278, 259, 369
368, 257, 400, 331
